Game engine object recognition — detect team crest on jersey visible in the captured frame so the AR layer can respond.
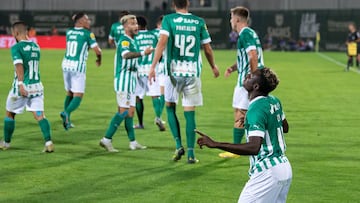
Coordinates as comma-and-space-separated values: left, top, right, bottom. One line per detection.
121, 40, 130, 47
90, 33, 96, 39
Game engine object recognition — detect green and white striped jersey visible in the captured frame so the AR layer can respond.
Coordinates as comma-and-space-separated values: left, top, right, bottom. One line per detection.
135, 30, 158, 77
236, 27, 264, 87
161, 12, 211, 77
11, 40, 43, 97
152, 28, 167, 76
245, 95, 288, 176
62, 27, 98, 73
109, 22, 124, 47
114, 34, 139, 93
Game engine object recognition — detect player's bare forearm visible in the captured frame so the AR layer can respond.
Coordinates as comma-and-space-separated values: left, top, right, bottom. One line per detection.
15, 63, 25, 82
203, 43, 219, 77
196, 130, 262, 155
248, 50, 258, 73
123, 52, 142, 59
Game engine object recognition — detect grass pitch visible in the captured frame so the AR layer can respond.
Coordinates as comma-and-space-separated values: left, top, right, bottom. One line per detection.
0, 49, 359, 202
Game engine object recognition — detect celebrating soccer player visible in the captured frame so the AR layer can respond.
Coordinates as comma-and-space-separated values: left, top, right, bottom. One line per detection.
60, 12, 102, 130
149, 0, 219, 163
219, 6, 265, 158
1, 21, 54, 152
99, 15, 153, 152
197, 67, 292, 202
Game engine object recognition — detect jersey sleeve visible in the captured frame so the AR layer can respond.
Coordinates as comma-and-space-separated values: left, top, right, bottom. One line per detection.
11, 44, 23, 65
109, 24, 115, 39
88, 32, 98, 48
200, 18, 211, 45
246, 108, 266, 138
119, 38, 131, 57
240, 30, 257, 53
160, 15, 170, 37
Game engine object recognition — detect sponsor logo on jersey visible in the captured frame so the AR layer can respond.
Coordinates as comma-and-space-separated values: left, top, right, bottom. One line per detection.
173, 17, 183, 23
23, 45, 31, 51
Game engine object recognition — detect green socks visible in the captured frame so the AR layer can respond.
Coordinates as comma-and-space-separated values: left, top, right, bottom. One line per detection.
4, 117, 15, 143
105, 112, 127, 139
166, 106, 182, 149
152, 97, 161, 118
125, 117, 135, 142
135, 99, 144, 126
159, 95, 165, 116
38, 118, 51, 142
64, 95, 72, 111
65, 96, 82, 122
184, 111, 196, 159
233, 128, 245, 144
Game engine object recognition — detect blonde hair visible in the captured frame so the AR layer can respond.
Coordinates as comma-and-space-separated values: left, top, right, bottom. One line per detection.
231, 6, 250, 23
120, 14, 137, 25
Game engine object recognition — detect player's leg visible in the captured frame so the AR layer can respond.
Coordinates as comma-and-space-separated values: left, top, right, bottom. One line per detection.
165, 76, 183, 160
134, 77, 146, 129
61, 72, 85, 129
1, 92, 27, 149
125, 93, 146, 150
158, 73, 166, 122
347, 55, 353, 71
26, 95, 54, 152
100, 91, 129, 152
220, 87, 248, 158
182, 77, 202, 164
147, 79, 165, 131
357, 52, 360, 69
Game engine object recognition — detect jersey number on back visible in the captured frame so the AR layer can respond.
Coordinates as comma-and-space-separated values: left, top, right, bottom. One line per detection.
175, 34, 195, 57
28, 60, 39, 80
66, 41, 78, 57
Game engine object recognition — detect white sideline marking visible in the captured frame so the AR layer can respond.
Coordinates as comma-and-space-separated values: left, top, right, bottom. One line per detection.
316, 52, 360, 74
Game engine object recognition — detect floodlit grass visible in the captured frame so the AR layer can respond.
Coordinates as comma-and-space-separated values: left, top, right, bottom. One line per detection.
0, 49, 359, 202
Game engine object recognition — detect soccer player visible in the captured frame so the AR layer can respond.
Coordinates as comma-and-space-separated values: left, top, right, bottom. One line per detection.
197, 67, 292, 202
219, 6, 264, 158
134, 16, 166, 131
149, 0, 220, 163
346, 23, 360, 71
99, 14, 153, 152
60, 12, 102, 130
0, 21, 54, 152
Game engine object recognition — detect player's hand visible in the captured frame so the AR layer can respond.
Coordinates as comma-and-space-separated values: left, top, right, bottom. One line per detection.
224, 67, 232, 78
96, 59, 101, 67
212, 65, 220, 78
195, 129, 217, 149
18, 84, 28, 97
148, 66, 156, 85
144, 46, 154, 55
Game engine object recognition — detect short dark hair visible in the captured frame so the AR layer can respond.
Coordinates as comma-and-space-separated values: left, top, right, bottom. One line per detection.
12, 21, 27, 33
173, 0, 188, 9
156, 15, 163, 25
72, 12, 86, 23
258, 68, 279, 94
136, 16, 147, 29
119, 10, 131, 19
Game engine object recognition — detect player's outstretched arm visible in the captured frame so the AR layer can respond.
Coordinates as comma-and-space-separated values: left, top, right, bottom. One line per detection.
248, 49, 258, 73
202, 43, 219, 78
196, 129, 262, 155
283, 118, 289, 133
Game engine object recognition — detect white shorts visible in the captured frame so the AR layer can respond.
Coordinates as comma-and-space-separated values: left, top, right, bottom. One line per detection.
6, 91, 44, 114
233, 86, 249, 110
135, 77, 148, 99
135, 77, 161, 98
116, 91, 136, 108
157, 74, 167, 87
238, 161, 292, 203
165, 76, 202, 107
63, 71, 86, 93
